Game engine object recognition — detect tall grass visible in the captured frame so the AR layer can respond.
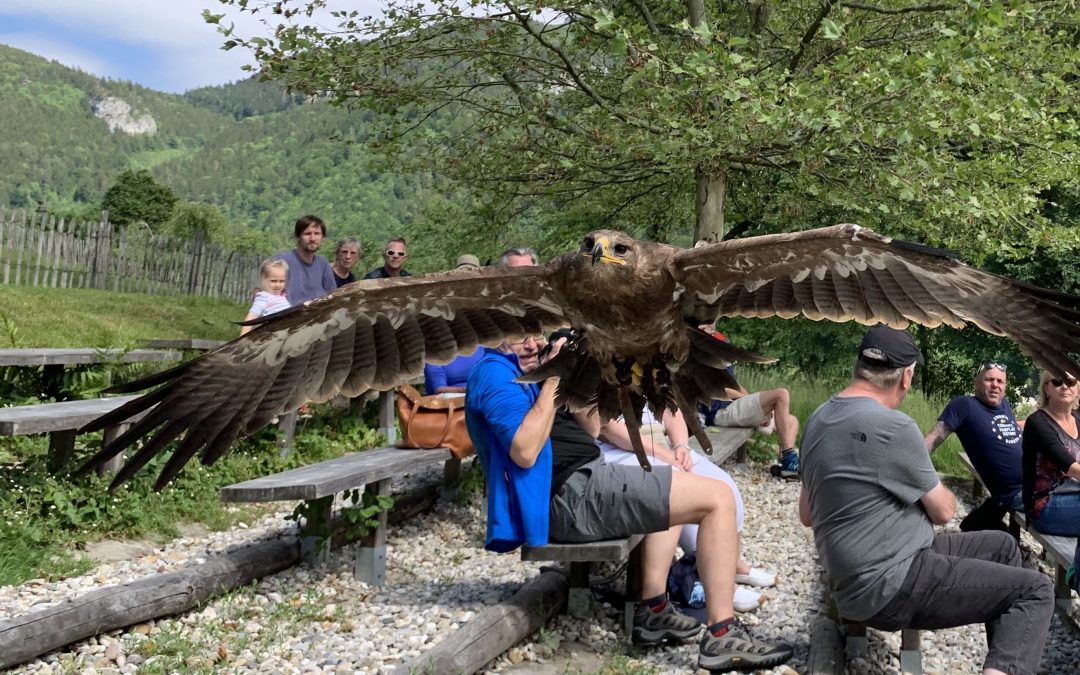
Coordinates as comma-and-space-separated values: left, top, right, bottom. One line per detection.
738, 367, 966, 476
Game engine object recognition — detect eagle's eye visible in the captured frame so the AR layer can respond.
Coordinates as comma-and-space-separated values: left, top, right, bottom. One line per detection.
613, 243, 629, 255
582, 236, 595, 251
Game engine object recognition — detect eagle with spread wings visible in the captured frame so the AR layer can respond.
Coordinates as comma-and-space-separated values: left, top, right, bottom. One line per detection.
80, 224, 1080, 489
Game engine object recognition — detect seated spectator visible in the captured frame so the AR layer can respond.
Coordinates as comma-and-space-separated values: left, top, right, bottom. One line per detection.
801, 325, 1053, 675
240, 259, 290, 336
455, 254, 480, 270
364, 238, 411, 279
598, 407, 776, 613
1023, 370, 1080, 541
425, 348, 484, 395
465, 333, 792, 671
331, 237, 362, 287
273, 215, 336, 304
925, 362, 1023, 531
497, 246, 539, 267
697, 324, 800, 478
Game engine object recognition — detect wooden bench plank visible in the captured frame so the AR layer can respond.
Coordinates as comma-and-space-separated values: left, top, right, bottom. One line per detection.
140, 339, 225, 351
220, 446, 452, 502
521, 534, 645, 562
0, 348, 182, 366
0, 395, 142, 435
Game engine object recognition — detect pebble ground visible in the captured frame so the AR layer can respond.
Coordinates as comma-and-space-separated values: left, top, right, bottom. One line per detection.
2, 462, 1079, 674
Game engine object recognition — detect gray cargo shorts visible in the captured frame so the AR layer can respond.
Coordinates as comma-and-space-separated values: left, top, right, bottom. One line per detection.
549, 456, 672, 543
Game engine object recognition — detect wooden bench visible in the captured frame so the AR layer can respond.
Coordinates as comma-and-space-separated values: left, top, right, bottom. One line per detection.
221, 445, 462, 585
959, 452, 1076, 614
519, 425, 755, 634
0, 395, 144, 474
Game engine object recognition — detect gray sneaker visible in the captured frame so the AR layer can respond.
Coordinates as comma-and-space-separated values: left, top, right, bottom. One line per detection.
632, 600, 703, 645
699, 619, 792, 672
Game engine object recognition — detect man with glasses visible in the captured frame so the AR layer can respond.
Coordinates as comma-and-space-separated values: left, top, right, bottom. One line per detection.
800, 325, 1052, 675
364, 237, 411, 279
925, 362, 1024, 531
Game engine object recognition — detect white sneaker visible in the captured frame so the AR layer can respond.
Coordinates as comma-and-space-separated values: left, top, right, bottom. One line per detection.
733, 586, 764, 613
735, 567, 776, 588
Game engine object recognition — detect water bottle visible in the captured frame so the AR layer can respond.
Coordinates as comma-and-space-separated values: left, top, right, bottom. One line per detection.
688, 580, 706, 606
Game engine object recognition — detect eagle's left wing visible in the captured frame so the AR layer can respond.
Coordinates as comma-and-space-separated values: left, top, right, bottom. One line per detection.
79, 265, 568, 489
671, 224, 1080, 377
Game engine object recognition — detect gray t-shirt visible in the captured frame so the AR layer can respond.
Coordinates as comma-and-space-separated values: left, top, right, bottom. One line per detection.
273, 249, 336, 305
801, 395, 939, 621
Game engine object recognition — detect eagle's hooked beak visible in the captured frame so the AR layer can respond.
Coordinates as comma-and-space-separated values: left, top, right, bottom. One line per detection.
591, 238, 605, 265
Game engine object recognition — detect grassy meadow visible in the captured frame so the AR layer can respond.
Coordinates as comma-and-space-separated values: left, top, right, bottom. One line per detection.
739, 368, 967, 477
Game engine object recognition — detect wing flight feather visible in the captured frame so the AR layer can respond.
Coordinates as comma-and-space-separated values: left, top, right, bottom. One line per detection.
673, 224, 1080, 377
79, 266, 568, 488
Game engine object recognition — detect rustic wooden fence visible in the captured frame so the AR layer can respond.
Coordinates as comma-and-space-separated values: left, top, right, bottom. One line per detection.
0, 207, 263, 303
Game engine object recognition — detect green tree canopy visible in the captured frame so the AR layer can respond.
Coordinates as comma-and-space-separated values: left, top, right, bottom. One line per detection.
211, 0, 1080, 259
162, 201, 229, 241
101, 169, 178, 227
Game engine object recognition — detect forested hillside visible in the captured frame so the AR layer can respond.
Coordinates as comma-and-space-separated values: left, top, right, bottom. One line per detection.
0, 45, 472, 268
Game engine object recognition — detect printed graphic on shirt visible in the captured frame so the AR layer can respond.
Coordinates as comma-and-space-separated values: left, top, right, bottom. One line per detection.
990, 414, 1021, 444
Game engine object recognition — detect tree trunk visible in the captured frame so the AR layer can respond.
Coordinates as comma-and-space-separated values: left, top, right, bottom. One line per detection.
694, 167, 726, 244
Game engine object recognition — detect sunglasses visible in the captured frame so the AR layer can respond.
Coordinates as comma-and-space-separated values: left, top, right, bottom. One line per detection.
978, 362, 1007, 373
384, 250, 406, 257
1050, 378, 1078, 388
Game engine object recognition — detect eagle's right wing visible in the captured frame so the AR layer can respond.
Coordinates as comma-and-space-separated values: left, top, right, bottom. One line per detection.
672, 224, 1080, 378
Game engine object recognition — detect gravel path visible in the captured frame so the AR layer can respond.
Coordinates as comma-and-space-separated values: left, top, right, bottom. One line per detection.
3, 461, 1080, 674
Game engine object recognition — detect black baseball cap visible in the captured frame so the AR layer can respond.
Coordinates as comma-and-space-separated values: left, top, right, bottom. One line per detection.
858, 324, 924, 368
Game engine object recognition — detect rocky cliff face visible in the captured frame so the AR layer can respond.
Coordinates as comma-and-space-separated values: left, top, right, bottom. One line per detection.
90, 97, 157, 135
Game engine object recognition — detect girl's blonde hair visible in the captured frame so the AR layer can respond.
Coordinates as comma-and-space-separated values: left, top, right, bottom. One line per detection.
259, 258, 288, 292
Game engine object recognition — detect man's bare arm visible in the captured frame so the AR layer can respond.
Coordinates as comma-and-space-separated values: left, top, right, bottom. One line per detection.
508, 377, 560, 469
924, 421, 954, 454
919, 482, 957, 524
798, 487, 812, 527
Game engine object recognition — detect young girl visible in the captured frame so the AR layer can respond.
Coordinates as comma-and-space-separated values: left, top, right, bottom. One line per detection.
241, 259, 291, 335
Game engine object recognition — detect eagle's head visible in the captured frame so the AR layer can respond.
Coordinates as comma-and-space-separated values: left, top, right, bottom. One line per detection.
580, 230, 637, 268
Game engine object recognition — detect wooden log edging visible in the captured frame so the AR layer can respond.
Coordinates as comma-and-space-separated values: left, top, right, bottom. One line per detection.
0, 479, 446, 670
0, 538, 300, 669
391, 569, 569, 675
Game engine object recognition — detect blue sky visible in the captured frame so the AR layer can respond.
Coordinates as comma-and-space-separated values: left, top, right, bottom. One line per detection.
0, 1, 384, 93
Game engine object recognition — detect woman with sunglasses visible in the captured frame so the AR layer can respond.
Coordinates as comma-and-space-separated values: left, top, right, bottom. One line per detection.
1022, 371, 1080, 541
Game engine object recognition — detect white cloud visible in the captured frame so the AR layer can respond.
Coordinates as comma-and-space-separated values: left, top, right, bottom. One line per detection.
0, 31, 116, 78
0, 0, 388, 92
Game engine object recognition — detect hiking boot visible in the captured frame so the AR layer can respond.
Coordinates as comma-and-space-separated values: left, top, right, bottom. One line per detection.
699, 619, 793, 672
632, 599, 703, 645
771, 448, 799, 479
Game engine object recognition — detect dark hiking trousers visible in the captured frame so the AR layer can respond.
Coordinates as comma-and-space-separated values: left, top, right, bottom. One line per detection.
866, 531, 1053, 675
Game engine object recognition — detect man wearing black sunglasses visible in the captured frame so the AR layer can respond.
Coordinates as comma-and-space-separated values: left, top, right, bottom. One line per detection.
926, 362, 1024, 531
363, 237, 412, 279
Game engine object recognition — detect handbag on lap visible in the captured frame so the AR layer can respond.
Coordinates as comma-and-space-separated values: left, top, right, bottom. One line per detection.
394, 384, 475, 459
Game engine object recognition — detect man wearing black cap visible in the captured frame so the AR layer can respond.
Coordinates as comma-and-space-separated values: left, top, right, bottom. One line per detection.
798, 324, 1052, 675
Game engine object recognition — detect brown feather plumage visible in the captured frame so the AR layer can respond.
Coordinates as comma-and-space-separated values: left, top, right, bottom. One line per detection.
78, 224, 1080, 488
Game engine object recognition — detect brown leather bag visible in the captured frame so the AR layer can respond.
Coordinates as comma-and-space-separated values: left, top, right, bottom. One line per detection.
394, 385, 475, 459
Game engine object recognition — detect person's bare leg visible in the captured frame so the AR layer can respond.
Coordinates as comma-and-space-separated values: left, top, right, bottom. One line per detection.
668, 471, 737, 624
640, 526, 683, 599
758, 388, 797, 456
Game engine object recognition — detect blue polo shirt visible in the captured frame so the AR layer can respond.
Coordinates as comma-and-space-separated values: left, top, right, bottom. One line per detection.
465, 348, 553, 552
939, 396, 1023, 502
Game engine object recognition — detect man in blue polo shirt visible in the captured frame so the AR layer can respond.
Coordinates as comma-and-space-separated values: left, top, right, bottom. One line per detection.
465, 331, 792, 672
925, 362, 1024, 531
